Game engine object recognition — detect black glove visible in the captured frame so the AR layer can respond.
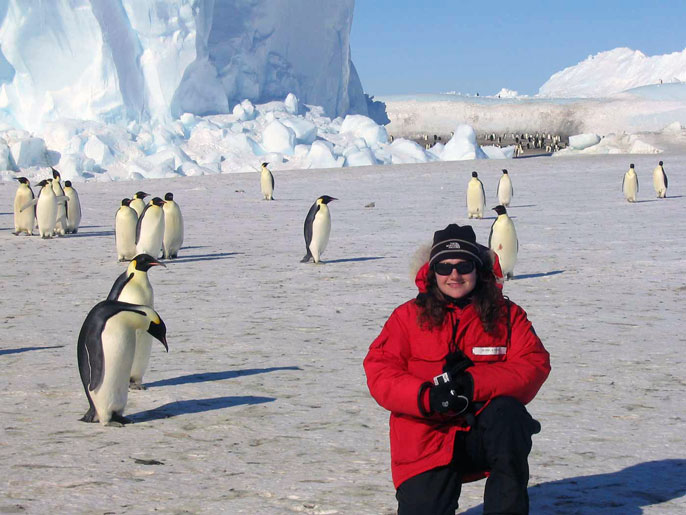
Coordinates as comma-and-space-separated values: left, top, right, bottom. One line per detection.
444, 349, 474, 377
429, 379, 470, 415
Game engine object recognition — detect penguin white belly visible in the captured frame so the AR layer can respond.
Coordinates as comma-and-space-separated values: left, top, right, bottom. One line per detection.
467, 182, 485, 219
90, 326, 136, 424
66, 190, 81, 233
117, 283, 154, 386
163, 204, 184, 259
52, 184, 68, 235
116, 209, 138, 261
309, 208, 331, 263
130, 199, 145, 218
653, 171, 666, 198
623, 172, 638, 202
14, 190, 34, 235
491, 219, 518, 279
137, 211, 165, 257
261, 172, 273, 200
36, 194, 57, 238
498, 177, 513, 206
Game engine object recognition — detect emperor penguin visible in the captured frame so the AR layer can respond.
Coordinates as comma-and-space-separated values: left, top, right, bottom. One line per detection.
129, 191, 149, 218
497, 169, 513, 207
115, 199, 138, 261
489, 205, 518, 280
35, 179, 65, 238
13, 177, 35, 236
136, 197, 166, 258
51, 168, 69, 235
260, 162, 274, 200
107, 254, 166, 389
652, 161, 668, 198
301, 195, 337, 263
622, 164, 639, 202
77, 299, 167, 426
162, 192, 184, 259
63, 180, 82, 233
466, 171, 486, 219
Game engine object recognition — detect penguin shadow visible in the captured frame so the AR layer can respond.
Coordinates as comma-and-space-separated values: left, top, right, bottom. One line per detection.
0, 345, 65, 356
510, 270, 564, 281
68, 230, 115, 238
460, 459, 686, 514
129, 395, 276, 423
632, 199, 659, 203
179, 245, 210, 251
163, 251, 241, 264
144, 366, 302, 388
506, 204, 536, 209
321, 256, 385, 264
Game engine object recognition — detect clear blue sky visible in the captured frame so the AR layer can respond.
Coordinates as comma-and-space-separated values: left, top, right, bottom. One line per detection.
350, 1, 686, 96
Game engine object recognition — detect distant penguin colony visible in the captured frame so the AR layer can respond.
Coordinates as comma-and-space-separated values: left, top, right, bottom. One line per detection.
466, 171, 486, 219
107, 254, 166, 389
622, 164, 639, 202
136, 197, 166, 258
652, 161, 668, 198
497, 169, 513, 207
77, 299, 167, 426
301, 195, 337, 263
115, 199, 139, 261
489, 205, 518, 280
260, 162, 274, 200
162, 192, 184, 259
13, 177, 35, 235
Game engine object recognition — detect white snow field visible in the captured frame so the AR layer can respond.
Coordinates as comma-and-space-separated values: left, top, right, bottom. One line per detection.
1, 151, 684, 513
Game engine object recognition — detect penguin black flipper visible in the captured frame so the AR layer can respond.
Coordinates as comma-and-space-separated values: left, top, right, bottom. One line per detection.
301, 201, 319, 262
479, 180, 486, 200
663, 171, 668, 189
106, 272, 135, 301
271, 173, 275, 191
488, 221, 495, 248
135, 203, 153, 244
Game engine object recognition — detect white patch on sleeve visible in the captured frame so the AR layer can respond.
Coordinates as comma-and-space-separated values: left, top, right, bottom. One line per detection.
472, 346, 507, 356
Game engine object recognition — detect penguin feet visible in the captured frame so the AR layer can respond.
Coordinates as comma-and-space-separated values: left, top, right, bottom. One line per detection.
79, 406, 99, 423
108, 413, 133, 426
300, 254, 312, 263
129, 381, 147, 391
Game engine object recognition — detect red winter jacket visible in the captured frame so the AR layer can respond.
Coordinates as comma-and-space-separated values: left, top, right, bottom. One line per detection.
363, 264, 550, 488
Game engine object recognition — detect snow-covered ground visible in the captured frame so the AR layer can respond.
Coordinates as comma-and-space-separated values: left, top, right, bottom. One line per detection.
1, 151, 684, 513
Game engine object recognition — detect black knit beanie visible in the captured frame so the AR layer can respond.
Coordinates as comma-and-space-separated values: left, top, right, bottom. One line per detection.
429, 224, 483, 268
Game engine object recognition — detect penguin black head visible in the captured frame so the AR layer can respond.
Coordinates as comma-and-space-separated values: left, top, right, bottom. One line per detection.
121, 198, 131, 206
151, 197, 165, 206
146, 318, 168, 352
132, 253, 166, 272
64, 180, 72, 188
492, 205, 507, 216
15, 177, 29, 184
261, 162, 269, 167
164, 192, 174, 201
659, 161, 663, 166
502, 169, 508, 174
51, 168, 61, 180
319, 195, 337, 204
630, 163, 634, 168
37, 179, 49, 187
472, 171, 478, 178
135, 191, 149, 199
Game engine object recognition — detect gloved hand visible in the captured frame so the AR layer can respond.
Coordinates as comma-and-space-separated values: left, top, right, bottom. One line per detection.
429, 379, 470, 415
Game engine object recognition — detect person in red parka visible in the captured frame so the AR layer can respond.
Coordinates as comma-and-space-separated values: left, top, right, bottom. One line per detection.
364, 223, 550, 515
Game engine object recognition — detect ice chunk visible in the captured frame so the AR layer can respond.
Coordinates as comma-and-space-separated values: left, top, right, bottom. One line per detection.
306, 140, 344, 169
440, 125, 488, 161
262, 120, 295, 155
568, 133, 601, 150
389, 139, 430, 164
10, 137, 50, 167
339, 115, 388, 147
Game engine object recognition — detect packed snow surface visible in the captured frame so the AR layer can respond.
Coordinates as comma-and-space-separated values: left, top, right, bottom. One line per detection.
1, 152, 685, 513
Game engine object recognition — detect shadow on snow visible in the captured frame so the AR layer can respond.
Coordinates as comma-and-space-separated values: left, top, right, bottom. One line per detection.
461, 459, 686, 514
129, 395, 275, 422
144, 366, 301, 388
511, 270, 564, 281
165, 252, 240, 264
0, 345, 65, 356
321, 256, 385, 264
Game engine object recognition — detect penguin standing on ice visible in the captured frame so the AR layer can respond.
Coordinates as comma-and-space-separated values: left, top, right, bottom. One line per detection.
63, 180, 82, 233
77, 299, 167, 426
13, 177, 35, 236
136, 197, 165, 258
51, 169, 69, 235
652, 161, 668, 198
489, 205, 518, 280
301, 195, 337, 263
115, 199, 138, 261
129, 191, 149, 218
466, 171, 486, 219
34, 179, 66, 238
622, 163, 639, 202
497, 169, 513, 207
162, 192, 184, 259
260, 162, 274, 200
107, 254, 166, 389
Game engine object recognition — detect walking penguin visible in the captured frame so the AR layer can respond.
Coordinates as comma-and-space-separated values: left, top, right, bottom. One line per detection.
301, 195, 337, 263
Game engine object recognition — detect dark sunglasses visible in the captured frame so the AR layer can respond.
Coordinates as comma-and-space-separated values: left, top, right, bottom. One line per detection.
433, 261, 476, 276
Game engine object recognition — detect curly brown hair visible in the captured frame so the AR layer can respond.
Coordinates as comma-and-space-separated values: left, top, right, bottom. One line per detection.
416, 253, 506, 334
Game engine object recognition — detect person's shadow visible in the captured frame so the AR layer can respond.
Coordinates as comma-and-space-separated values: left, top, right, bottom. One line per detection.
460, 459, 686, 514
